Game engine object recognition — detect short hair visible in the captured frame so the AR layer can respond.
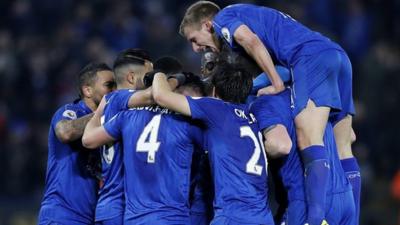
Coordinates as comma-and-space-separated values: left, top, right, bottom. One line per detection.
180, 72, 206, 96
179, 1, 220, 36
77, 62, 112, 97
113, 48, 152, 69
211, 62, 253, 104
154, 56, 183, 74
113, 48, 152, 84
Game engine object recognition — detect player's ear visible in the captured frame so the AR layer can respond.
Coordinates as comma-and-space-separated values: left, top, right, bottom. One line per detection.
82, 85, 92, 98
204, 20, 213, 32
127, 71, 135, 85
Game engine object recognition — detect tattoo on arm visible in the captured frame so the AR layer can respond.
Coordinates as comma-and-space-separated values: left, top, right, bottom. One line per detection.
55, 113, 94, 143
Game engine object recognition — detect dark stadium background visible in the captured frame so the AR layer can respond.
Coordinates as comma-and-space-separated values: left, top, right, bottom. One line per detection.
0, 0, 398, 224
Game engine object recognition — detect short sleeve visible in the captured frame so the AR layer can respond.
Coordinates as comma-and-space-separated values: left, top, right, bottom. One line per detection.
186, 96, 222, 127
105, 89, 136, 113
213, 7, 244, 48
103, 112, 124, 140
250, 94, 288, 131
52, 104, 81, 125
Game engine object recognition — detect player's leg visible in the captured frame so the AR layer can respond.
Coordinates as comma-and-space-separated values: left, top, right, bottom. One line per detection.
295, 102, 331, 225
325, 191, 356, 225
283, 200, 307, 225
292, 50, 343, 225
331, 50, 361, 224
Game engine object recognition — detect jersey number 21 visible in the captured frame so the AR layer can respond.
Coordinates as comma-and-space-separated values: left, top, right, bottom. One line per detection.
240, 126, 268, 176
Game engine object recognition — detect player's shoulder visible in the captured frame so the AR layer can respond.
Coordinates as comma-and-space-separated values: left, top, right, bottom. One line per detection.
188, 96, 222, 105
106, 89, 135, 101
53, 100, 82, 118
221, 3, 251, 12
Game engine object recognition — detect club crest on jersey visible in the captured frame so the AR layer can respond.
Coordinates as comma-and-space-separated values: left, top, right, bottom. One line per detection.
221, 27, 231, 43
62, 110, 77, 120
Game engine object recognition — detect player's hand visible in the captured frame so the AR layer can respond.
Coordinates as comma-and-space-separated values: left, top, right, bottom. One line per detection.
96, 96, 107, 116
143, 70, 161, 87
168, 73, 186, 87
257, 85, 285, 96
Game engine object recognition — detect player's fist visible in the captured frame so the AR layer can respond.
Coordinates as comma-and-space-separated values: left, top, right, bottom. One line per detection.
143, 70, 161, 87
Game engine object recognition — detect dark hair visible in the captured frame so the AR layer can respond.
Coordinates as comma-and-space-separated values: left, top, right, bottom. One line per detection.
180, 72, 206, 96
77, 62, 112, 97
154, 56, 183, 74
218, 41, 262, 78
201, 41, 262, 79
211, 62, 253, 103
113, 48, 152, 69
179, 1, 220, 35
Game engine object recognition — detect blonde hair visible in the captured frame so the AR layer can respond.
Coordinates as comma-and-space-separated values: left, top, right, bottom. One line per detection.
179, 1, 220, 36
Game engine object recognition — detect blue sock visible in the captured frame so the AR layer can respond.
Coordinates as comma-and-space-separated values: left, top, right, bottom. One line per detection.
341, 157, 361, 224
301, 145, 330, 225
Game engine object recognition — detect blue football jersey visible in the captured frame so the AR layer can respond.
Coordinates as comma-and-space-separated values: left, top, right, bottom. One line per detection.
213, 4, 343, 67
186, 97, 272, 224
104, 106, 203, 224
96, 89, 135, 221
189, 150, 214, 223
250, 90, 306, 202
250, 90, 351, 199
39, 100, 98, 224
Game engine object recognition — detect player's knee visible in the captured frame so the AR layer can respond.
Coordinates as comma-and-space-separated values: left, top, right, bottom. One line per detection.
351, 128, 356, 144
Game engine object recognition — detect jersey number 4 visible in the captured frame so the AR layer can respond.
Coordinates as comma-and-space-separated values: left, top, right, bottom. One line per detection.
240, 126, 268, 176
137, 115, 161, 163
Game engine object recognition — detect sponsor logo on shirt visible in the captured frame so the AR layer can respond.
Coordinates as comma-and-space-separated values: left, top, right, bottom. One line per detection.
221, 27, 231, 43
62, 110, 77, 120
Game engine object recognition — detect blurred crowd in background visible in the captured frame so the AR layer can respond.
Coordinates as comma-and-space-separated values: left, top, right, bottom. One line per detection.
0, 0, 398, 224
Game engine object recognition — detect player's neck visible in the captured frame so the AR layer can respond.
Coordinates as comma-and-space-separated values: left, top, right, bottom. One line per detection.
117, 81, 136, 90
82, 98, 97, 112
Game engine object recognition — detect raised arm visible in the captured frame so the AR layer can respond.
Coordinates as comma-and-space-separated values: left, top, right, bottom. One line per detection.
82, 98, 115, 149
234, 24, 284, 94
262, 124, 292, 158
128, 79, 180, 108
127, 87, 155, 108
55, 113, 93, 143
152, 72, 191, 116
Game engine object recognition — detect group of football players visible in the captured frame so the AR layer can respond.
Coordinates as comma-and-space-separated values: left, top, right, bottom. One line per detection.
38, 1, 361, 225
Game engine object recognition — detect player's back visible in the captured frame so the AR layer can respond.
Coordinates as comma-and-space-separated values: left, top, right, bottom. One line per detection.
39, 100, 98, 224
96, 89, 135, 222
213, 3, 342, 66
104, 106, 202, 225
186, 97, 273, 224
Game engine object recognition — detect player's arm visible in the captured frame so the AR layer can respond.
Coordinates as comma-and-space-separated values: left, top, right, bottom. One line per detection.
233, 25, 284, 94
152, 72, 191, 116
127, 87, 155, 108
128, 79, 180, 108
82, 98, 115, 149
263, 124, 292, 158
55, 113, 94, 143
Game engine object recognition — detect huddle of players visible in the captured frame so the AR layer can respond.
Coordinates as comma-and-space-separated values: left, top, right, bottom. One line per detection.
38, 1, 362, 225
